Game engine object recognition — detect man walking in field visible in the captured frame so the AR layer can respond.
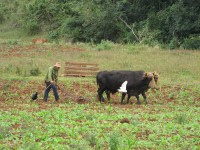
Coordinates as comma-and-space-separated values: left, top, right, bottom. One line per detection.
44, 62, 61, 102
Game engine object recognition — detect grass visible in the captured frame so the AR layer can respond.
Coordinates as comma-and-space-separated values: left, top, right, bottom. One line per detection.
0, 99, 199, 149
0, 40, 200, 84
0, 32, 200, 149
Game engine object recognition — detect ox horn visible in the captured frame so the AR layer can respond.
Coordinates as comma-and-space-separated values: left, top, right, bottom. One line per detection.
144, 72, 153, 78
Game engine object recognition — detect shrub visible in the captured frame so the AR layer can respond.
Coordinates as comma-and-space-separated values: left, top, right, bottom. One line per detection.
48, 30, 60, 40
4, 64, 14, 74
181, 38, 200, 50
15, 67, 22, 76
30, 67, 41, 76
25, 20, 41, 35
8, 40, 18, 45
169, 38, 180, 49
95, 40, 114, 51
0, 12, 5, 24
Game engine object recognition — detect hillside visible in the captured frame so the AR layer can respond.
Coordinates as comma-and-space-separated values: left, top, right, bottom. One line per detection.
0, 0, 200, 49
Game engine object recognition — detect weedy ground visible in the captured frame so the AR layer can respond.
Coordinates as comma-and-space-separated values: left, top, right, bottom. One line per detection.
0, 38, 199, 149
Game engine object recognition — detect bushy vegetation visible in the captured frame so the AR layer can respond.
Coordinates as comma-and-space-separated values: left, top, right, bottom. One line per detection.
181, 38, 200, 50
1, 0, 200, 49
30, 67, 41, 76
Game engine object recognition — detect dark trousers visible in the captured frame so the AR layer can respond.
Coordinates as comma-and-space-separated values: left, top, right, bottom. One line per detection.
44, 81, 59, 101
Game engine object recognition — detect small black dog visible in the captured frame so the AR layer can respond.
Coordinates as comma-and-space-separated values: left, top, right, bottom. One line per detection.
31, 92, 38, 101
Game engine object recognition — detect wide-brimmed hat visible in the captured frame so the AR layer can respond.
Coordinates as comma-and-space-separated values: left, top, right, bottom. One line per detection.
54, 62, 61, 68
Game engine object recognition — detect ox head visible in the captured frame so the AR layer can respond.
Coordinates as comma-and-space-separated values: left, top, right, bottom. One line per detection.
144, 72, 159, 90
153, 71, 159, 84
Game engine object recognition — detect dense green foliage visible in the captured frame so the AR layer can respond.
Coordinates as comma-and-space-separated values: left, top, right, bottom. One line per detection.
1, 0, 200, 49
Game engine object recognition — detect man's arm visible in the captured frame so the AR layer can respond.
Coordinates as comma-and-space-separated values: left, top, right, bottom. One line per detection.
48, 67, 54, 83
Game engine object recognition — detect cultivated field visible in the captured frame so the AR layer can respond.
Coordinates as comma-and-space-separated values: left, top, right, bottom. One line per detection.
0, 40, 200, 149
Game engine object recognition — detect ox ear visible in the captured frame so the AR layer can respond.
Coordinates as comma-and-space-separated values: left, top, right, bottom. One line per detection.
153, 71, 157, 75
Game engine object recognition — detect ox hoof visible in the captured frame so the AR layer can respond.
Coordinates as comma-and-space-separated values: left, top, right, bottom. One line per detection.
120, 102, 125, 105
100, 99, 105, 103
136, 102, 141, 105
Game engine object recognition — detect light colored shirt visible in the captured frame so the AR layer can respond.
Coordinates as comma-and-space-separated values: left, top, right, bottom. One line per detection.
45, 66, 59, 83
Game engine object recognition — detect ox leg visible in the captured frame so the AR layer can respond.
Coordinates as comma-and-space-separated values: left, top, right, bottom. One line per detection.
121, 93, 126, 104
127, 94, 131, 104
142, 92, 147, 104
97, 88, 105, 103
105, 90, 111, 103
135, 95, 141, 104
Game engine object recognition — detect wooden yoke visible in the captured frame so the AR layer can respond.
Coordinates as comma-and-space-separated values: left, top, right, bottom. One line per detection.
63, 62, 99, 77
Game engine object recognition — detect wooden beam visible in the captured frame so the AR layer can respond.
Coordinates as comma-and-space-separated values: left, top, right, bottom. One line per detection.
64, 61, 99, 77
63, 74, 96, 77
65, 66, 99, 71
65, 62, 98, 66
64, 70, 98, 75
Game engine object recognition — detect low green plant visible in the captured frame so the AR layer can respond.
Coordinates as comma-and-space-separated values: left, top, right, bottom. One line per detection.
127, 45, 140, 54
4, 64, 14, 74
47, 51, 52, 57
175, 114, 188, 124
7, 39, 18, 45
85, 132, 98, 147
80, 53, 91, 59
2, 81, 11, 91
106, 104, 113, 115
15, 66, 22, 76
69, 140, 92, 150
179, 89, 189, 99
85, 114, 94, 121
0, 126, 11, 139
30, 67, 41, 76
109, 132, 120, 150
95, 40, 114, 51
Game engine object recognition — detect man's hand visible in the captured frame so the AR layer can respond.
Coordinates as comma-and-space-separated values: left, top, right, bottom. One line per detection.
51, 81, 55, 84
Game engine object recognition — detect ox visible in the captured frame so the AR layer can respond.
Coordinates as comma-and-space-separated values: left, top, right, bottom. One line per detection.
96, 70, 159, 104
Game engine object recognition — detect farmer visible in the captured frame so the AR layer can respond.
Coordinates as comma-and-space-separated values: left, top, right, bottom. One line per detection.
43, 62, 61, 102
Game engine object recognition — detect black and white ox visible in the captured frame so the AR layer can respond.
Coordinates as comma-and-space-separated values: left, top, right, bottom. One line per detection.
96, 70, 159, 104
